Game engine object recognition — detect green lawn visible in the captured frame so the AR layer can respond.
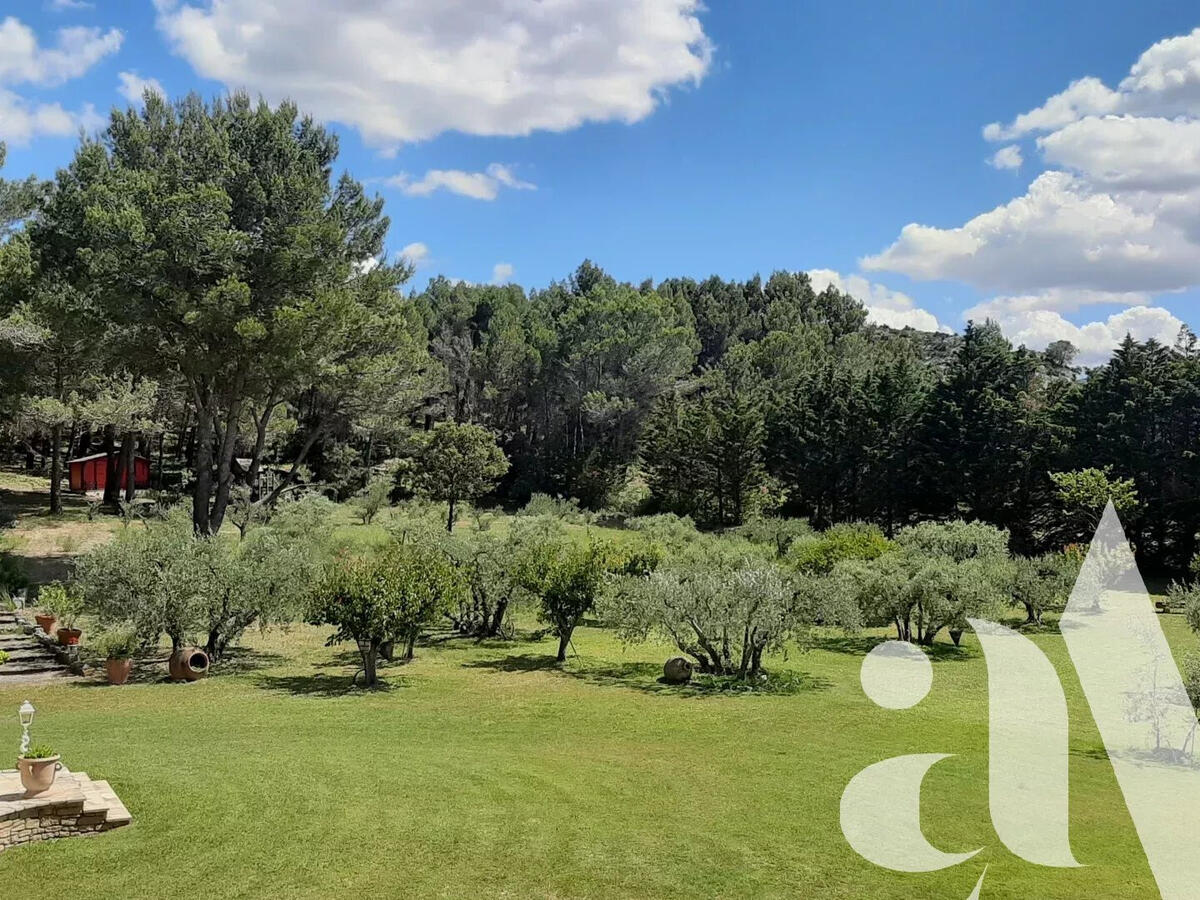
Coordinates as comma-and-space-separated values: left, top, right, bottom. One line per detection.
1, 605, 1190, 898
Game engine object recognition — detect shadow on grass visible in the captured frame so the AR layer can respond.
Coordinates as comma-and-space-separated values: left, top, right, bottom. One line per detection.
253, 671, 409, 697
812, 634, 977, 662
463, 653, 833, 697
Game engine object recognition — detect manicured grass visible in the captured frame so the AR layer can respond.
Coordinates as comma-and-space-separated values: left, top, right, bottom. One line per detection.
0, 474, 1193, 896
0, 609, 1192, 898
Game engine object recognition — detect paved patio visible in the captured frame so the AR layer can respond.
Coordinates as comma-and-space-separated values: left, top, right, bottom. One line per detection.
0, 766, 131, 851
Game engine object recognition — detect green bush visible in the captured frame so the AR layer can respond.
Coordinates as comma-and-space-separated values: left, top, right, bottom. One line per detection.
23, 743, 56, 760
895, 520, 1009, 561
93, 628, 141, 660
0, 649, 9, 666
786, 522, 892, 575
39, 582, 84, 629
311, 540, 465, 685
77, 508, 320, 660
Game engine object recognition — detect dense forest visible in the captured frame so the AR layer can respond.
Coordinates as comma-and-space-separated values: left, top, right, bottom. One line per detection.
2, 94, 1198, 573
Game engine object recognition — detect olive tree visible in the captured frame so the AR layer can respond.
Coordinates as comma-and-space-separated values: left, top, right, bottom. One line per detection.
413, 422, 509, 532
77, 507, 318, 659
514, 535, 616, 663
311, 541, 464, 685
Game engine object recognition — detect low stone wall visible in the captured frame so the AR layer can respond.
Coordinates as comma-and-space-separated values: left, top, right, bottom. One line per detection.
0, 767, 131, 852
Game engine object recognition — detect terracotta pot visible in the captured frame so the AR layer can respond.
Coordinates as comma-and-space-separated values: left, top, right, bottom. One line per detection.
56, 627, 82, 646
35, 614, 56, 634
17, 755, 61, 797
168, 647, 210, 681
106, 657, 133, 685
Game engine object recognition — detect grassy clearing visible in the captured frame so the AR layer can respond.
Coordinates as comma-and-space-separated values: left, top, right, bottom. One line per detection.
0, 470, 1193, 897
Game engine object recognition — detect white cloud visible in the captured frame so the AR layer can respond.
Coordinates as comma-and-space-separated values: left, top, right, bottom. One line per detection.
153, 0, 714, 149
983, 77, 1119, 142
807, 269, 950, 333
987, 145, 1022, 170
385, 163, 535, 201
491, 262, 514, 284
117, 71, 165, 105
1038, 115, 1200, 191
965, 296, 1186, 366
47, 0, 95, 10
0, 17, 119, 144
0, 17, 122, 87
0, 88, 103, 144
399, 242, 430, 268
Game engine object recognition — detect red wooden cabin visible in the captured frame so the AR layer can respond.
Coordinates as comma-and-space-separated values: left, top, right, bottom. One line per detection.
67, 452, 151, 493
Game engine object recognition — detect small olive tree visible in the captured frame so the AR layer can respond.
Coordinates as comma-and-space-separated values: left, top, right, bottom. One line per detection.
310, 541, 464, 685
445, 530, 517, 638
514, 536, 616, 663
412, 423, 509, 532
77, 507, 319, 659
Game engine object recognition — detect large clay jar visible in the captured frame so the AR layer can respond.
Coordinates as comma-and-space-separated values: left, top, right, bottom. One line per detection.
35, 614, 56, 634
662, 656, 695, 684
106, 657, 133, 685
169, 647, 210, 681
17, 755, 61, 797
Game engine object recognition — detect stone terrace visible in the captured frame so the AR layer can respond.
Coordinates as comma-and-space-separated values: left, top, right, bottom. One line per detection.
0, 766, 131, 851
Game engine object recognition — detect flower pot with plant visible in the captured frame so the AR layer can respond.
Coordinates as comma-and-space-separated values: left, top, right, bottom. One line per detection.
41, 582, 84, 646
17, 744, 61, 796
96, 628, 139, 685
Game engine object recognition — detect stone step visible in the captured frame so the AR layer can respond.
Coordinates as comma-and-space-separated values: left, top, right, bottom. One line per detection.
0, 767, 132, 851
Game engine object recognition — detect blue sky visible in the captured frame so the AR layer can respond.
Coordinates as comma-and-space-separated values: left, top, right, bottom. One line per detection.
4, 1, 1200, 363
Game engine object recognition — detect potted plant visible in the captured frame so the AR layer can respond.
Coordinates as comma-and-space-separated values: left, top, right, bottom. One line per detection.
17, 743, 61, 796
41, 582, 84, 646
95, 628, 139, 685
34, 607, 56, 634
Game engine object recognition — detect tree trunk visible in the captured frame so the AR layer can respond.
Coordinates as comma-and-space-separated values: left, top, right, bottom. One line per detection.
446, 497, 456, 533
102, 425, 120, 506
122, 431, 136, 502
207, 399, 243, 534
48, 423, 63, 515
487, 599, 508, 637
359, 641, 378, 687
192, 401, 215, 534
555, 630, 571, 663
403, 629, 417, 661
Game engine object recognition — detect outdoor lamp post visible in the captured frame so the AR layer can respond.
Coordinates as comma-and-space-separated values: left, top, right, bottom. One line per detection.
18, 700, 34, 757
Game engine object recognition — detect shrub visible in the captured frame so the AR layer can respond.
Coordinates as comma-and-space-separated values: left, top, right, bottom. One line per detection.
93, 628, 140, 660
895, 519, 1010, 561
0, 542, 27, 601
606, 554, 855, 679
733, 516, 813, 557
786, 522, 892, 575
39, 582, 84, 630
1009, 552, 1079, 625
77, 508, 319, 660
625, 513, 699, 547
310, 541, 465, 685
513, 537, 619, 663
23, 743, 55, 760
0, 649, 8, 666
445, 531, 517, 638
1182, 582, 1200, 636
519, 493, 585, 522
353, 474, 393, 526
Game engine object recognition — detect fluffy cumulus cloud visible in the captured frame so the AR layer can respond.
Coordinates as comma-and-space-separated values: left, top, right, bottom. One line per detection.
153, 0, 714, 149
807, 269, 949, 333
965, 296, 1186, 366
385, 163, 535, 201
988, 144, 1022, 170
117, 71, 165, 105
399, 242, 431, 268
865, 26, 1200, 363
491, 262, 515, 284
0, 17, 120, 143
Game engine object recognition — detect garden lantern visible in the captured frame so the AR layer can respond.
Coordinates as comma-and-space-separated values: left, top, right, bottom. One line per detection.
18, 700, 34, 757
